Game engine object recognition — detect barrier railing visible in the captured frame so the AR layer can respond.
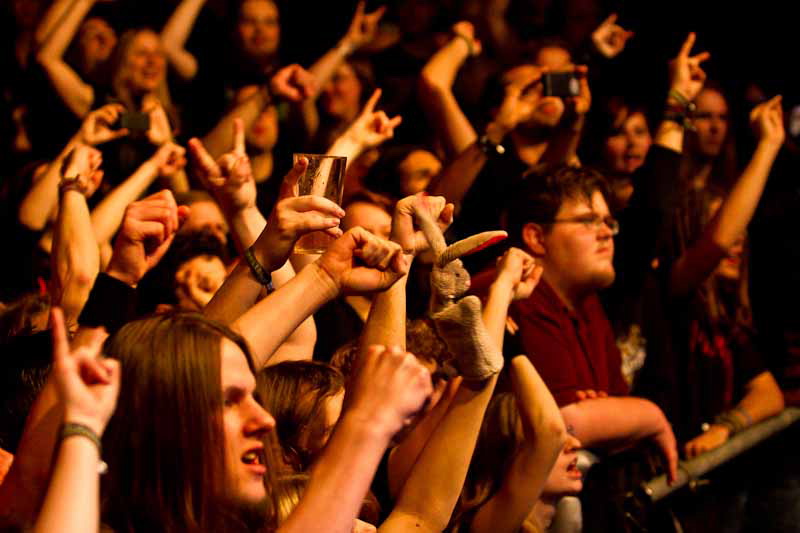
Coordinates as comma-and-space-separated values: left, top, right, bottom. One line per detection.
549, 408, 800, 533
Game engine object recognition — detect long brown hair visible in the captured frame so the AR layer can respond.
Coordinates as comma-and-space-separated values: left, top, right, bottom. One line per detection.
101, 312, 259, 533
256, 361, 344, 473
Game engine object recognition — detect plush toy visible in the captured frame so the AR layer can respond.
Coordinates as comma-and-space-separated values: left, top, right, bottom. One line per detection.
413, 202, 506, 381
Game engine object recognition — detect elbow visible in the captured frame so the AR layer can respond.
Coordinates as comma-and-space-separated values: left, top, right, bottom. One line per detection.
417, 74, 446, 99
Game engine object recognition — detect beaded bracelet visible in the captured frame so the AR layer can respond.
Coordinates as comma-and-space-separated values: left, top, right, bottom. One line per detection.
60, 422, 108, 474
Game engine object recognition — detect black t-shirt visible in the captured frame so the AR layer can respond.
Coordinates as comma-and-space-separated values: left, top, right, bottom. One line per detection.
312, 297, 364, 362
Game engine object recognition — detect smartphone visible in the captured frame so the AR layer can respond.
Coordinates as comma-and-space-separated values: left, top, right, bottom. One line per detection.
542, 72, 581, 98
118, 111, 150, 135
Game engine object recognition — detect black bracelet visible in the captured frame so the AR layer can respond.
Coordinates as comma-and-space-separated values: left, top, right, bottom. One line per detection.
244, 246, 275, 292
478, 135, 506, 156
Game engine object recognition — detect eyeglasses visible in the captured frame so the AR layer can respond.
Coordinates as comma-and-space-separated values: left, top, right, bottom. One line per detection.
549, 214, 620, 235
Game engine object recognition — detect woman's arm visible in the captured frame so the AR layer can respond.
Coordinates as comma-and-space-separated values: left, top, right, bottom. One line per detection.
685, 370, 784, 458
471, 357, 566, 533
418, 22, 479, 159
35, 0, 96, 117
90, 143, 185, 249
160, 0, 206, 80
671, 95, 785, 298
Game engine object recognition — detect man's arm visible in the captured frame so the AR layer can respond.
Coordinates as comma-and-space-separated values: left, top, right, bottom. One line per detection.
560, 396, 677, 481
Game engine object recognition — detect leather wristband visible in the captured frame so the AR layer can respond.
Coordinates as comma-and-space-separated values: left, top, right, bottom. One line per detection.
59, 175, 90, 196
244, 246, 275, 292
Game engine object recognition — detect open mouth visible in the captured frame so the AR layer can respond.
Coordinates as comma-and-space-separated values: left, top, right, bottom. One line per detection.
241, 448, 265, 466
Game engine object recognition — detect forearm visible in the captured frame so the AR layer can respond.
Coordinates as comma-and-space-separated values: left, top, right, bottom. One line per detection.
382, 377, 497, 533
160, 0, 205, 80
32, 438, 100, 533
472, 358, 565, 533
712, 140, 781, 249
36, 0, 93, 60
736, 371, 785, 425
19, 137, 79, 231
91, 162, 159, 245
35, 0, 79, 47
202, 87, 271, 158
360, 270, 409, 351
419, 40, 477, 158
540, 116, 584, 166
281, 413, 393, 533
559, 396, 668, 450
232, 262, 338, 368
426, 142, 487, 209
51, 190, 99, 327
309, 41, 353, 99
326, 134, 365, 168
482, 281, 514, 351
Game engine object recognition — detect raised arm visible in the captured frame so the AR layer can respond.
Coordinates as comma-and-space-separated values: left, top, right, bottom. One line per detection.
91, 142, 186, 248
471, 356, 566, 533
160, 0, 206, 80
32, 308, 119, 533
308, 1, 385, 98
201, 64, 315, 159
232, 227, 408, 369
35, 0, 96, 117
671, 95, 785, 298
281, 344, 432, 533
50, 144, 103, 328
326, 89, 401, 170
560, 395, 678, 482
418, 22, 480, 158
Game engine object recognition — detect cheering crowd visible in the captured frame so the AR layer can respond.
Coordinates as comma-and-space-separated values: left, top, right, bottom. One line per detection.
1, 0, 799, 532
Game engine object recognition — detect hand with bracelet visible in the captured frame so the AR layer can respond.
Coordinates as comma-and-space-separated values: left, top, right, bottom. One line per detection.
666, 33, 710, 127
60, 142, 104, 198
51, 306, 120, 448
249, 155, 345, 276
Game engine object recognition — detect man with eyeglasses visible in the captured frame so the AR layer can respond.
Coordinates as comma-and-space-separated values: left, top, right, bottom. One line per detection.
502, 165, 679, 485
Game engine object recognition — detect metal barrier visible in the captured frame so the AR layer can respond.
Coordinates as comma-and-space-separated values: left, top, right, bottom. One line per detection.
549, 408, 800, 532
636, 407, 800, 503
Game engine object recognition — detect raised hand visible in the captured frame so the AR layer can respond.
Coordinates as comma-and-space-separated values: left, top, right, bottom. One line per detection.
341, 1, 386, 52
105, 190, 190, 287
79, 103, 129, 145
488, 66, 544, 139
390, 192, 453, 255
591, 13, 633, 59
152, 141, 187, 178
270, 64, 317, 103
495, 247, 543, 301
51, 307, 120, 436
316, 227, 408, 295
668, 33, 710, 102
61, 142, 104, 197
451, 21, 482, 56
750, 94, 785, 147
347, 344, 433, 436
189, 118, 256, 214
341, 89, 403, 150
568, 65, 591, 116
143, 98, 173, 146
251, 156, 345, 270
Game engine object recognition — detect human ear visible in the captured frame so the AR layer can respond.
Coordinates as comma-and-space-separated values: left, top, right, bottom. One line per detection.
522, 222, 546, 256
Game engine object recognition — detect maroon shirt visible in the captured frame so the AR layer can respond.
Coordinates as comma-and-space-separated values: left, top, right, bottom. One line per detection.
510, 279, 629, 406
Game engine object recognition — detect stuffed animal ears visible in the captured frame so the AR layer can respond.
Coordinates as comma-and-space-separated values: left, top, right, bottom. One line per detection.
437, 231, 507, 268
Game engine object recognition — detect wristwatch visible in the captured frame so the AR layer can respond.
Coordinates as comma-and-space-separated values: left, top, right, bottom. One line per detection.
478, 135, 506, 156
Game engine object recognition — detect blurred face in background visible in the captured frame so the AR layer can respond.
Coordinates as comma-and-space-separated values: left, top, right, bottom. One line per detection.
321, 63, 363, 122
121, 30, 166, 94
235, 86, 279, 152
237, 0, 280, 61
342, 201, 391, 239
397, 150, 441, 195
78, 17, 117, 74
603, 110, 652, 174
692, 88, 729, 159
